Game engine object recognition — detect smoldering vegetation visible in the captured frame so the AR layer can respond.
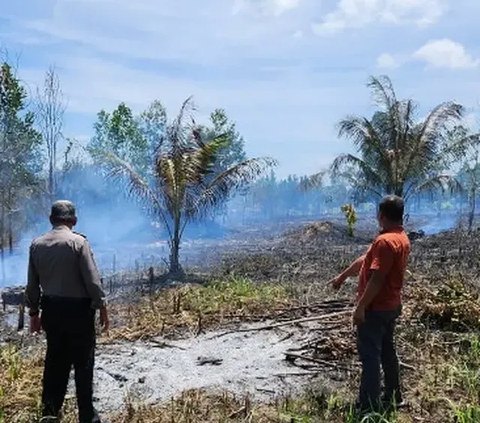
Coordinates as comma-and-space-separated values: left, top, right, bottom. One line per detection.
1, 55, 480, 423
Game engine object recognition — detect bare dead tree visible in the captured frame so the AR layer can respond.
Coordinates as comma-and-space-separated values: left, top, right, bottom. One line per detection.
37, 65, 66, 201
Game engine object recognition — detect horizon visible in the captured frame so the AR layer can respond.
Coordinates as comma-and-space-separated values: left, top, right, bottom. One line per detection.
1, 0, 479, 178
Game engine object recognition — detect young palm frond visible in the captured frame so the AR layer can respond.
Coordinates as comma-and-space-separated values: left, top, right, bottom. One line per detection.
94, 150, 174, 243
405, 174, 462, 201
191, 157, 277, 218
95, 97, 276, 276
331, 154, 384, 195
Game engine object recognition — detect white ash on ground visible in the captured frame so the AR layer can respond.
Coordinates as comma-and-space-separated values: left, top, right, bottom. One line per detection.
91, 327, 314, 413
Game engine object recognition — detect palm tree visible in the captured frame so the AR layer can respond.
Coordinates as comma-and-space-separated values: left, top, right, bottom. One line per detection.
96, 98, 276, 277
329, 75, 468, 202
449, 125, 480, 232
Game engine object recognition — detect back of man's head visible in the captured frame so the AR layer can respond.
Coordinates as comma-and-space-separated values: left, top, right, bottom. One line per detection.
50, 200, 77, 225
379, 195, 404, 223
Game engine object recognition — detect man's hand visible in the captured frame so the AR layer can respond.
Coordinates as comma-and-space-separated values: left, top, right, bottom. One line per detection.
30, 314, 42, 334
352, 304, 366, 326
328, 275, 346, 291
99, 306, 110, 333
327, 255, 366, 291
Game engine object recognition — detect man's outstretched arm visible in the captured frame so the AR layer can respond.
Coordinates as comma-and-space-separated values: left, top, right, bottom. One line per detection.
328, 255, 366, 290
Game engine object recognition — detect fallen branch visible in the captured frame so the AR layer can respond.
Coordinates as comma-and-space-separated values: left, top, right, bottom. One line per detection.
148, 339, 186, 350
211, 310, 351, 339
275, 300, 352, 314
274, 371, 324, 377
286, 350, 416, 373
228, 406, 246, 419
284, 351, 355, 371
275, 332, 295, 343
286, 326, 348, 351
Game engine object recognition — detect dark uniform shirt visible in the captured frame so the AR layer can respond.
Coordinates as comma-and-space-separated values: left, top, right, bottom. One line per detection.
26, 226, 105, 310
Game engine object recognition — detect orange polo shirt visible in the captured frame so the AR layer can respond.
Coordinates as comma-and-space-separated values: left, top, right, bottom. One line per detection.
357, 227, 411, 311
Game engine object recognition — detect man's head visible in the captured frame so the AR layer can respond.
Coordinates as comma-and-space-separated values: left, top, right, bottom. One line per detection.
378, 195, 404, 228
49, 200, 77, 228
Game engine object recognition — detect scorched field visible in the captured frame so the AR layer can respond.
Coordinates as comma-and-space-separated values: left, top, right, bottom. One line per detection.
1, 218, 479, 423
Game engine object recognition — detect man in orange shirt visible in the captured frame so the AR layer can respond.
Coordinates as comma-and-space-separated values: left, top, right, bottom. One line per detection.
329, 195, 411, 413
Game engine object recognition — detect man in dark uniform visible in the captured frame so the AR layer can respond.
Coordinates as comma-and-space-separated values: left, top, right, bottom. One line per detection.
25, 200, 109, 423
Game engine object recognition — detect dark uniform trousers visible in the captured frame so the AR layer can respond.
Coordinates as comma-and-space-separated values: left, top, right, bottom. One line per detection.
40, 296, 101, 423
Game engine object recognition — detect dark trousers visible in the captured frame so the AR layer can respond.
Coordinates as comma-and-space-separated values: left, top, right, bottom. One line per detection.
40, 297, 101, 423
356, 306, 402, 410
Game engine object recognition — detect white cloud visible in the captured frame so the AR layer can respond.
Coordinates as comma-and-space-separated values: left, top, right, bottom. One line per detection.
2, 0, 480, 177
413, 39, 480, 69
376, 53, 400, 69
312, 0, 444, 36
10, 0, 314, 66
19, 55, 362, 115
17, 53, 366, 177
273, 0, 300, 15
232, 0, 300, 17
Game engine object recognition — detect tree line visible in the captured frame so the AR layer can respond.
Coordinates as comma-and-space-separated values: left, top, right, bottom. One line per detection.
1, 54, 479, 277
301, 76, 480, 230
0, 56, 275, 277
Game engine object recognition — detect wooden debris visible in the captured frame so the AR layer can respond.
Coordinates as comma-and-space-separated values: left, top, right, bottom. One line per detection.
197, 356, 223, 366
212, 310, 351, 339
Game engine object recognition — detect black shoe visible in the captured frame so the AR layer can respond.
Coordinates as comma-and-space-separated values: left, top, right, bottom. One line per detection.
351, 401, 382, 415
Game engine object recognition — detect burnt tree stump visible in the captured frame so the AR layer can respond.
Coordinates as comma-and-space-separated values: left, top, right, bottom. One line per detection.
1, 287, 26, 331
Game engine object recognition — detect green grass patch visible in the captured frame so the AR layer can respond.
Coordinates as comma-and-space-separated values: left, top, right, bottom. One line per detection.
110, 277, 293, 340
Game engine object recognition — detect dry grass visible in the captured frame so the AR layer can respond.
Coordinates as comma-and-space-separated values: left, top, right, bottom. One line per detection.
393, 278, 480, 423
409, 279, 480, 332
0, 345, 43, 422
107, 277, 294, 341
1, 276, 480, 423
107, 388, 406, 423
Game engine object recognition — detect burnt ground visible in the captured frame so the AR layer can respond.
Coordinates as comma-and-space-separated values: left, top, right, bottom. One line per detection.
1, 216, 480, 422
99, 213, 471, 294
2, 216, 479, 342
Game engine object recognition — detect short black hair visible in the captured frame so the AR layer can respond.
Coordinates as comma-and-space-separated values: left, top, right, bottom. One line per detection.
379, 195, 404, 223
50, 200, 76, 224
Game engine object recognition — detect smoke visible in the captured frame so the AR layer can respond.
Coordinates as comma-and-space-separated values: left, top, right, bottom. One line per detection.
418, 215, 458, 235
0, 165, 162, 288
0, 164, 250, 289
0, 166, 469, 290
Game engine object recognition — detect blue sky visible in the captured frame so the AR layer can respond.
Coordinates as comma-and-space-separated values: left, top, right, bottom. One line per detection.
1, 0, 480, 177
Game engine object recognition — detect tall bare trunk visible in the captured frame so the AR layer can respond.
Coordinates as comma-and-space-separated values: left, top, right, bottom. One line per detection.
468, 189, 476, 233
37, 66, 65, 202
6, 189, 13, 254
8, 211, 12, 254
49, 164, 55, 202
0, 196, 5, 284
169, 214, 184, 277
0, 194, 4, 254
